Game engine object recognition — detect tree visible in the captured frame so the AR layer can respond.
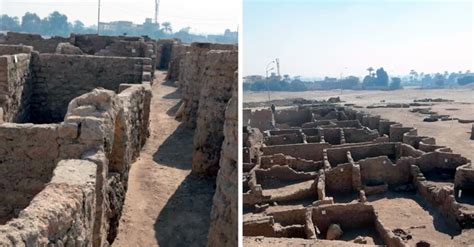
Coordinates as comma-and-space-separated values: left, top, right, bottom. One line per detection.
21, 12, 42, 33
43, 11, 69, 36
161, 22, 172, 33
457, 76, 474, 85
72, 20, 85, 33
367, 67, 374, 77
0, 15, 20, 31
409, 70, 418, 82
390, 77, 402, 90
362, 75, 376, 88
375, 67, 389, 87
434, 73, 445, 87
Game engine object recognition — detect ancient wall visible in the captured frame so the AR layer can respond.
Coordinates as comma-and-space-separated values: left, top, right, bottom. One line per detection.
1, 32, 68, 53
192, 50, 238, 175
275, 108, 311, 126
262, 143, 332, 161
0, 86, 151, 245
166, 43, 190, 81
179, 43, 216, 128
0, 51, 32, 122
0, 44, 33, 55
0, 159, 97, 245
207, 77, 238, 247
30, 54, 149, 123
0, 123, 60, 223
156, 39, 176, 69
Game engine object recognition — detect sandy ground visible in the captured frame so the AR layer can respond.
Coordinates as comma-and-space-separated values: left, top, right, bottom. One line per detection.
369, 192, 459, 246
245, 88, 474, 161
113, 71, 215, 246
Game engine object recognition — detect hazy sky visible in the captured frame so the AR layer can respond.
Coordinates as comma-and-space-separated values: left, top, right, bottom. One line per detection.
1, 0, 239, 34
244, 0, 473, 77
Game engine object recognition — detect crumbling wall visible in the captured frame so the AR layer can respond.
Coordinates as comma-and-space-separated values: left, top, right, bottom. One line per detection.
262, 143, 331, 161
207, 78, 238, 247
166, 43, 190, 81
275, 108, 311, 126
0, 159, 97, 245
192, 50, 237, 175
30, 54, 149, 123
0, 44, 33, 55
156, 39, 176, 69
180, 43, 215, 128
0, 51, 32, 122
1, 32, 68, 53
0, 123, 60, 223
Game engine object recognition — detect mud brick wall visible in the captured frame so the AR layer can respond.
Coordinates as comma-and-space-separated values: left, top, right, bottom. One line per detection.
192, 50, 237, 175
0, 159, 97, 245
262, 143, 331, 161
156, 39, 176, 69
1, 32, 68, 53
275, 108, 311, 126
359, 156, 413, 186
30, 54, 148, 123
311, 203, 376, 234
207, 77, 238, 247
247, 109, 273, 131
72, 34, 157, 77
180, 43, 216, 128
416, 151, 470, 174
0, 53, 32, 122
0, 123, 60, 223
0, 44, 33, 55
325, 163, 355, 194
166, 43, 190, 81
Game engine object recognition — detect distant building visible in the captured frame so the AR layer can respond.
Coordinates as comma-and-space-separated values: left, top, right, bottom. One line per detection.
99, 21, 136, 32
244, 75, 264, 84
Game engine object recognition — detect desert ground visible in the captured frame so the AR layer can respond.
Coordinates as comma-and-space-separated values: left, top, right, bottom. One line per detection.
244, 88, 474, 161
114, 72, 215, 246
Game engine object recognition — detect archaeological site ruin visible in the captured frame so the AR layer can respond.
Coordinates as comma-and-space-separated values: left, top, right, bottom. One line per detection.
243, 102, 474, 246
0, 32, 237, 246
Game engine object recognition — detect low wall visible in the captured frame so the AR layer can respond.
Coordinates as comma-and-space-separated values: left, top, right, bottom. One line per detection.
1, 32, 68, 53
262, 143, 331, 161
0, 159, 97, 245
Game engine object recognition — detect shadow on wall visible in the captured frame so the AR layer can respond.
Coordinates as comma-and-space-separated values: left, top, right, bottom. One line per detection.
152, 123, 195, 170
153, 173, 215, 246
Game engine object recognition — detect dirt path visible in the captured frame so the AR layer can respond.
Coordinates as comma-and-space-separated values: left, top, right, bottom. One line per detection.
113, 71, 215, 247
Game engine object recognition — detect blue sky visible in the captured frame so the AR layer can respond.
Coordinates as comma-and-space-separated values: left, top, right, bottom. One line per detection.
243, 0, 473, 77
1, 0, 239, 34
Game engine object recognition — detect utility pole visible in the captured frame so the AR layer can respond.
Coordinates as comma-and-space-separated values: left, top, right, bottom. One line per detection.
155, 0, 160, 24
97, 0, 101, 34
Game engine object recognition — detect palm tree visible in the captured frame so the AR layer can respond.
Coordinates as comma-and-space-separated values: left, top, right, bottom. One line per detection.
161, 22, 172, 33
367, 67, 374, 77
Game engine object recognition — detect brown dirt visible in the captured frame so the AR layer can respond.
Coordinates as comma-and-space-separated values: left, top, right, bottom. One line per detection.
113, 71, 215, 246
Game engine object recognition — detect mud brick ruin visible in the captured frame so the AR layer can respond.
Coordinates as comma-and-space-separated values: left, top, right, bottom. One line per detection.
0, 32, 238, 246
0, 32, 153, 245
243, 103, 474, 246
164, 41, 238, 246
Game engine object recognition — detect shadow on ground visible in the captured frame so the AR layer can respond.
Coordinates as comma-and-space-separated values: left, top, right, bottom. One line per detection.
154, 173, 215, 246
153, 123, 194, 170
166, 100, 182, 117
